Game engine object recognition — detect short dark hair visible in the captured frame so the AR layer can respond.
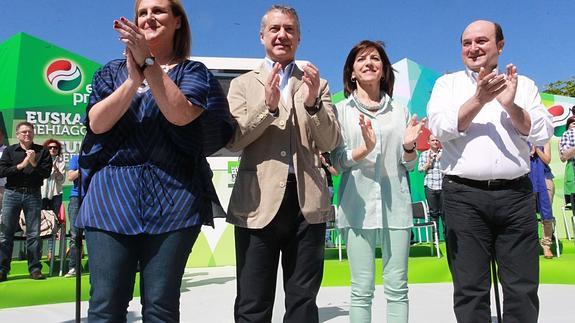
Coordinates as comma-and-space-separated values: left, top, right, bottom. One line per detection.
566, 115, 575, 129
342, 40, 395, 98
493, 22, 504, 43
16, 121, 34, 132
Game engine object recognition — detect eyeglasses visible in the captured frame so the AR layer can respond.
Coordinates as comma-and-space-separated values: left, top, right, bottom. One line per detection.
48, 146, 59, 150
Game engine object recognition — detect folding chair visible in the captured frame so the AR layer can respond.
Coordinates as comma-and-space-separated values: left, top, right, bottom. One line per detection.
561, 203, 573, 240
411, 201, 441, 258
325, 206, 343, 261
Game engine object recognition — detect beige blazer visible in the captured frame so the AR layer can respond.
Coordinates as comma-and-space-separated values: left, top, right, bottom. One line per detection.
226, 63, 341, 229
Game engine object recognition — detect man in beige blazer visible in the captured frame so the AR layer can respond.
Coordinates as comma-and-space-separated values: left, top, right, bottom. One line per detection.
226, 5, 341, 323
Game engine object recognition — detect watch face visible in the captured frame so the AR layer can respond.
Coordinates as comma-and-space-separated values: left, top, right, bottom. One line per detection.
144, 57, 155, 66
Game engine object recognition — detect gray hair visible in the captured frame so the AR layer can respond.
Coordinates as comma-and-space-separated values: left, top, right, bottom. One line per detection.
260, 4, 300, 33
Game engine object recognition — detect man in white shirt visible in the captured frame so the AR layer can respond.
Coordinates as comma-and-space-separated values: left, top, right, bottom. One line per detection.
427, 20, 553, 323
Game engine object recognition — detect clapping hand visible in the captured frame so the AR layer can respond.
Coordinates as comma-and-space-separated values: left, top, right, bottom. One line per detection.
265, 63, 282, 112
359, 114, 376, 153
475, 67, 507, 106
496, 64, 518, 109
302, 63, 321, 107
403, 114, 426, 150
114, 17, 149, 83
26, 150, 37, 167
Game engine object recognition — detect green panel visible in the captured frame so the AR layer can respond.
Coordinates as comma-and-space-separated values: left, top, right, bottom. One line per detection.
406, 62, 441, 117
331, 91, 346, 104
210, 224, 236, 266
186, 232, 214, 267
0, 33, 21, 109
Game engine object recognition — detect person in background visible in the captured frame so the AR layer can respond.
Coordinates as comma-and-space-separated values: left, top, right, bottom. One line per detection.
559, 115, 575, 220
320, 151, 338, 198
0, 131, 7, 213
41, 138, 66, 262
417, 134, 444, 233
529, 143, 555, 258
226, 5, 341, 323
332, 40, 426, 323
320, 151, 338, 248
76, 0, 233, 320
0, 122, 52, 282
64, 154, 79, 277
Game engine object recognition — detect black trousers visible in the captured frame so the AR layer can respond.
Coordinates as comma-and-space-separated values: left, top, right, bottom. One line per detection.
425, 186, 444, 233
234, 178, 326, 323
443, 176, 539, 323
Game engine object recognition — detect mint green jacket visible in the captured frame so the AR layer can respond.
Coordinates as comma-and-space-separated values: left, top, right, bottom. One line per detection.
332, 94, 415, 229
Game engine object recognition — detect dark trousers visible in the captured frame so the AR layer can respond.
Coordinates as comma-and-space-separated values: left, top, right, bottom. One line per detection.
425, 186, 443, 230
234, 179, 326, 323
85, 226, 201, 323
67, 196, 80, 269
443, 176, 539, 323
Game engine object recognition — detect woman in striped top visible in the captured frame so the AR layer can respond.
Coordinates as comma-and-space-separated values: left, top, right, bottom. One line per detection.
76, 0, 233, 321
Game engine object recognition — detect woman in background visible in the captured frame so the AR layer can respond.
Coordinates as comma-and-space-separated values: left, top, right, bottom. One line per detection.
41, 139, 65, 261
529, 143, 555, 258
332, 40, 425, 323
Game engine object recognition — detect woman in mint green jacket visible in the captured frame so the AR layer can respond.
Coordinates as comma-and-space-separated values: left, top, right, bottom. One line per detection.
332, 40, 425, 323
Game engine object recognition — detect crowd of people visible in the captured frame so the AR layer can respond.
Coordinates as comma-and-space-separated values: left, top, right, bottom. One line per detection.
0, 123, 82, 281
0, 1, 569, 322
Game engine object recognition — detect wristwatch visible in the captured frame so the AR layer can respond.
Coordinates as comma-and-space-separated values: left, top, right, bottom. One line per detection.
140, 56, 155, 72
304, 97, 321, 115
403, 142, 417, 153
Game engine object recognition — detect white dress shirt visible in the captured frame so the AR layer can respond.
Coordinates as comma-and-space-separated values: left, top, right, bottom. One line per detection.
427, 69, 553, 180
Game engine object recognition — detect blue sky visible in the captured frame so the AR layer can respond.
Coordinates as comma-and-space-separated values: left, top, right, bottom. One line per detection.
3, 0, 574, 92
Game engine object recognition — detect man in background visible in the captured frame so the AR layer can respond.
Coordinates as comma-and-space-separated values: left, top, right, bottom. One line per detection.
0, 122, 51, 282
418, 135, 444, 233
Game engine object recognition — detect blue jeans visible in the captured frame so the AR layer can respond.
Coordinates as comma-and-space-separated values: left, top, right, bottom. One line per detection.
0, 188, 43, 274
67, 196, 79, 270
86, 226, 201, 323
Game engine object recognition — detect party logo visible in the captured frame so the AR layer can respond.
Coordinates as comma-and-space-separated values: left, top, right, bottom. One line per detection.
45, 59, 83, 93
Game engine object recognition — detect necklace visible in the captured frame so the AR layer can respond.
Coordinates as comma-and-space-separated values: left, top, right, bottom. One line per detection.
352, 91, 386, 112
160, 56, 176, 73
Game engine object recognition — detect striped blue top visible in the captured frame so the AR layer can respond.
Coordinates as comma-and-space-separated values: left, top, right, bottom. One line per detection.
76, 59, 233, 235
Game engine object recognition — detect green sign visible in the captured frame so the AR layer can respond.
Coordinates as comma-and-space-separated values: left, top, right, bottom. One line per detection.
0, 32, 101, 161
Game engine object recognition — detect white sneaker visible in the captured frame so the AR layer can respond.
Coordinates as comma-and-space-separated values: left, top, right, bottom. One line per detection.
64, 268, 76, 278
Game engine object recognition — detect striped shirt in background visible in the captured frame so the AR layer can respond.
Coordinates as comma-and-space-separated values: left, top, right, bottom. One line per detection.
76, 59, 233, 235
559, 128, 575, 161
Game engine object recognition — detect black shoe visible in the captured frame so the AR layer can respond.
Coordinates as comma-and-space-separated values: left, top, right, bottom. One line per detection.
30, 271, 46, 280
0, 272, 6, 282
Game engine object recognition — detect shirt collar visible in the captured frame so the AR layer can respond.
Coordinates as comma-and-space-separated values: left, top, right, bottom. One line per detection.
465, 66, 499, 83
264, 57, 295, 78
